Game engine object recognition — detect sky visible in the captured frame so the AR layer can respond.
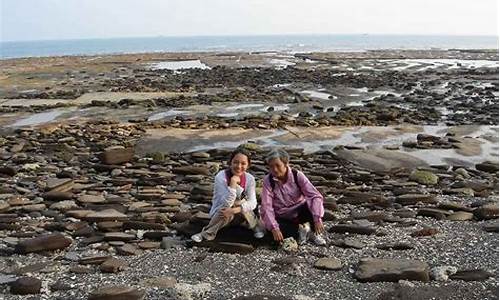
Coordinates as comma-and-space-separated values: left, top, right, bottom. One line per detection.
1, 0, 498, 42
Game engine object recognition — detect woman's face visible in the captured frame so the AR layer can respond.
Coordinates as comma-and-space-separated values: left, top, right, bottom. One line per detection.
268, 158, 288, 179
230, 153, 249, 176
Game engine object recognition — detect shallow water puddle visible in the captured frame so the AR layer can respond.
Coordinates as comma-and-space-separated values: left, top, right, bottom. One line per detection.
9, 109, 68, 127
150, 60, 210, 70
148, 110, 188, 121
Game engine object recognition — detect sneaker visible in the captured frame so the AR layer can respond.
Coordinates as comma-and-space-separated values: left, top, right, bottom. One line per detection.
310, 233, 327, 246
298, 222, 311, 245
253, 227, 265, 239
191, 233, 203, 243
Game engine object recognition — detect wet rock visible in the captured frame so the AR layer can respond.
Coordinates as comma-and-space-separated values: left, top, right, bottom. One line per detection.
354, 258, 430, 282
15, 233, 72, 254
475, 161, 498, 173
88, 285, 145, 300
99, 147, 135, 165
314, 257, 343, 270
10, 277, 42, 295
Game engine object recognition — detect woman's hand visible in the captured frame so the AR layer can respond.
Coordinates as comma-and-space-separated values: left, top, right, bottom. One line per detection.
271, 228, 284, 243
221, 207, 238, 219
314, 220, 325, 234
229, 175, 240, 188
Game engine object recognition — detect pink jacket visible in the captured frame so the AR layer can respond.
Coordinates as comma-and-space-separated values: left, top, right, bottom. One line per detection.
260, 167, 324, 230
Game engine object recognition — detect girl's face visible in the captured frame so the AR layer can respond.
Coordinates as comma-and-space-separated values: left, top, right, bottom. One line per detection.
230, 153, 249, 176
268, 158, 288, 179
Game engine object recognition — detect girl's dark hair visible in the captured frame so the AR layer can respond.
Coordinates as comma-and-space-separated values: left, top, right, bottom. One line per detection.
228, 148, 251, 166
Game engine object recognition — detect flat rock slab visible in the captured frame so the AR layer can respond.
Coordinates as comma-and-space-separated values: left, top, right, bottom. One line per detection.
84, 209, 128, 222
354, 258, 430, 282
104, 232, 136, 241
314, 258, 343, 270
88, 285, 145, 300
15, 233, 72, 254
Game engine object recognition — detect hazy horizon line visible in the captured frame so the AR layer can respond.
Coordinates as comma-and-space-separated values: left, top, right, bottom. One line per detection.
2, 32, 498, 43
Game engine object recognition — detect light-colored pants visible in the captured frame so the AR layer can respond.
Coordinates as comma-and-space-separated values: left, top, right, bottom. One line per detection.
200, 200, 261, 241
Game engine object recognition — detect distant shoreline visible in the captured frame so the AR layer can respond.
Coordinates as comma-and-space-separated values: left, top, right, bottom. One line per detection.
1, 48, 499, 62
1, 34, 497, 59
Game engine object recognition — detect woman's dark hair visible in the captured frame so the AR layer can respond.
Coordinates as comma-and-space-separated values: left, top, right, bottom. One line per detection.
228, 148, 251, 166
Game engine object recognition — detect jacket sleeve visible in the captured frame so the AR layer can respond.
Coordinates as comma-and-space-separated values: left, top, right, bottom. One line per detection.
212, 171, 237, 208
297, 171, 324, 222
260, 176, 279, 230
240, 174, 257, 213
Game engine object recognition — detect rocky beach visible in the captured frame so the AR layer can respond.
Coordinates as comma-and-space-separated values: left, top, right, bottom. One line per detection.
0, 49, 498, 300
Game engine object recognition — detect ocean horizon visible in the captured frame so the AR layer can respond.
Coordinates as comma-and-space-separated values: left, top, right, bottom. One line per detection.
0, 34, 498, 59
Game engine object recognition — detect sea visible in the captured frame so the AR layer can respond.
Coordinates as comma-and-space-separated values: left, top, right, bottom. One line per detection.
0, 34, 498, 59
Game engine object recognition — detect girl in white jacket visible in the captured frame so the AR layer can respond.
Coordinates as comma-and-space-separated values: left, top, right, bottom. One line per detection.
191, 148, 264, 242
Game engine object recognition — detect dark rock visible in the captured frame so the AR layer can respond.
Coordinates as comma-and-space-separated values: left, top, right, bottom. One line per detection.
475, 161, 498, 173
474, 203, 499, 220
329, 224, 376, 235
449, 269, 494, 281
15, 233, 72, 254
10, 277, 41, 295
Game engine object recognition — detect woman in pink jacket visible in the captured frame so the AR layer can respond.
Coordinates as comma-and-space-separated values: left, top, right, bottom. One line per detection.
260, 149, 326, 246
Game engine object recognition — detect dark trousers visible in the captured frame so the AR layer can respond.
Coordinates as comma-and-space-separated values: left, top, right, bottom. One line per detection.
276, 202, 315, 240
